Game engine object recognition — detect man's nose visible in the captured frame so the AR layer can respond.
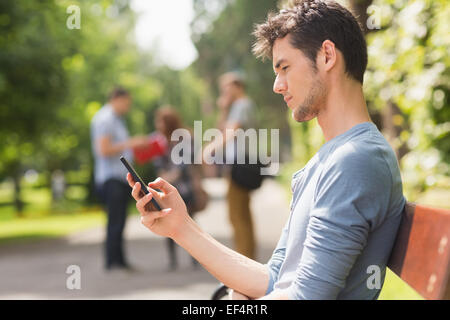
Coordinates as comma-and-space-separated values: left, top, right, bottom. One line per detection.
273, 75, 287, 94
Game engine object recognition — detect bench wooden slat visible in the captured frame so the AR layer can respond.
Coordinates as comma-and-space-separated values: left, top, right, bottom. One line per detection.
387, 202, 450, 300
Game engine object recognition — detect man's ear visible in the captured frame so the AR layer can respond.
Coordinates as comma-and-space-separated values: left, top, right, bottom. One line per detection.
318, 40, 337, 72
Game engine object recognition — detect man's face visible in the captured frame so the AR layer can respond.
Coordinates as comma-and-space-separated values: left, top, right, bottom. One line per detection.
272, 35, 326, 122
219, 81, 237, 101
111, 96, 132, 115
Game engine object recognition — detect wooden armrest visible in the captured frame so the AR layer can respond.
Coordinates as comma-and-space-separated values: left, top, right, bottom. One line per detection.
387, 202, 450, 300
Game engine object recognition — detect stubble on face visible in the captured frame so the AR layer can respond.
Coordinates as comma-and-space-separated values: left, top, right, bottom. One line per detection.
272, 35, 328, 123
292, 75, 326, 123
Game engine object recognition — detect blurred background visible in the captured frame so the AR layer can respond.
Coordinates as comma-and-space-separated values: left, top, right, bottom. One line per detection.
0, 0, 448, 300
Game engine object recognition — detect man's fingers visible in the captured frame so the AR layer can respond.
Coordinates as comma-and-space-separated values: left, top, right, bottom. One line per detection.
136, 192, 154, 214
143, 208, 172, 220
148, 177, 176, 194
140, 208, 173, 227
147, 185, 164, 202
131, 182, 144, 201
126, 173, 136, 188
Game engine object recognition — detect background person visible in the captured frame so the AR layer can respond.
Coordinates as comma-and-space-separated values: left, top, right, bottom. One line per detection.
203, 72, 261, 260
90, 87, 148, 271
153, 106, 207, 270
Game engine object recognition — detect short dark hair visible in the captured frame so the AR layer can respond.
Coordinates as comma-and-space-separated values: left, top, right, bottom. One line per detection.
108, 87, 130, 101
252, 0, 368, 83
219, 72, 246, 90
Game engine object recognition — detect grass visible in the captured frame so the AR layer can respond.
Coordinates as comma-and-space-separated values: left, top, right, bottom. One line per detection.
0, 209, 106, 244
0, 182, 106, 244
0, 182, 139, 245
378, 269, 423, 300
0, 184, 91, 221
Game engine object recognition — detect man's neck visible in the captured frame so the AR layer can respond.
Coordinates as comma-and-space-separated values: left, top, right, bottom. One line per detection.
233, 91, 246, 102
108, 103, 122, 117
317, 78, 371, 142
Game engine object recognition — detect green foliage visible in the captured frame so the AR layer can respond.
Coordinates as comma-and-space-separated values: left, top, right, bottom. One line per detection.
0, 0, 210, 211
364, 0, 450, 199
151, 65, 214, 130
0, 0, 74, 178
280, 0, 449, 199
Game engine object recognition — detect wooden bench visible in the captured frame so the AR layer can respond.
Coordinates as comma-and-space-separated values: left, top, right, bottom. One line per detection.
211, 202, 450, 300
388, 202, 450, 299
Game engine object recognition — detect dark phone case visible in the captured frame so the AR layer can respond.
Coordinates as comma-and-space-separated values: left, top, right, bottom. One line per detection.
120, 156, 162, 211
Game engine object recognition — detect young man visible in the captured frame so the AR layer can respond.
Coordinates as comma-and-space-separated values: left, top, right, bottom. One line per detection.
91, 88, 148, 271
127, 0, 406, 299
203, 72, 259, 260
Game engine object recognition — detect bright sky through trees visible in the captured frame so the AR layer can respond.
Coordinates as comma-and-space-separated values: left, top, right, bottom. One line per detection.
130, 0, 198, 70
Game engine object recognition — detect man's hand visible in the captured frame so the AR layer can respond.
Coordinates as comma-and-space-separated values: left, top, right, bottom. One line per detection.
127, 174, 270, 300
127, 173, 191, 239
98, 135, 148, 157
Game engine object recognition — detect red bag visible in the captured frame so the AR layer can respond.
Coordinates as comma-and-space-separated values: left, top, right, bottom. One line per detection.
133, 133, 168, 165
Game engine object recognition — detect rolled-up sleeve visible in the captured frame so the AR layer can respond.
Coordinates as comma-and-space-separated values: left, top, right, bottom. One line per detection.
286, 204, 370, 299
286, 151, 392, 300
264, 222, 289, 295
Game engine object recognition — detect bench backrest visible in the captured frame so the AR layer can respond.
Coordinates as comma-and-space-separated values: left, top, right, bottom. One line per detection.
387, 202, 450, 300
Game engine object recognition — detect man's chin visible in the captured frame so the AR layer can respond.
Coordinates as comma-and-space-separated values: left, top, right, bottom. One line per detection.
292, 110, 316, 123
292, 110, 307, 123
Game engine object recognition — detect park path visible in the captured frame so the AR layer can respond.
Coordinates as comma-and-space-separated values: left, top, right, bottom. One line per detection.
0, 178, 291, 299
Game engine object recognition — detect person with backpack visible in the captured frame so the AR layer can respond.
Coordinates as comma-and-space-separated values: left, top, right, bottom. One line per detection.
203, 72, 262, 260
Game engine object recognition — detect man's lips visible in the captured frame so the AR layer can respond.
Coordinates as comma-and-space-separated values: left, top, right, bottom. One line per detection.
284, 96, 293, 104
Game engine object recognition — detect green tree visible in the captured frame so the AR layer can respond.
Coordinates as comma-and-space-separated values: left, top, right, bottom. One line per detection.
0, 0, 77, 214
0, 0, 157, 211
364, 0, 450, 198
279, 0, 449, 199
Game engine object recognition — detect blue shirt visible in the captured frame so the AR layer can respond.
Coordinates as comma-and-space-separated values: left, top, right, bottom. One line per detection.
226, 97, 257, 163
265, 122, 406, 299
90, 104, 133, 186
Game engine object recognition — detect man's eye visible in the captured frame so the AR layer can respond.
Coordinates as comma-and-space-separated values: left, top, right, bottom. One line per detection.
282, 66, 289, 71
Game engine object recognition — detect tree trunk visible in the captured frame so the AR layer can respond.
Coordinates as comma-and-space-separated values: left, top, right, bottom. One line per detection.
86, 162, 100, 205
13, 173, 24, 217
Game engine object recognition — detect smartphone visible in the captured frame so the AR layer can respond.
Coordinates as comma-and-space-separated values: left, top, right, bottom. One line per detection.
120, 156, 162, 211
